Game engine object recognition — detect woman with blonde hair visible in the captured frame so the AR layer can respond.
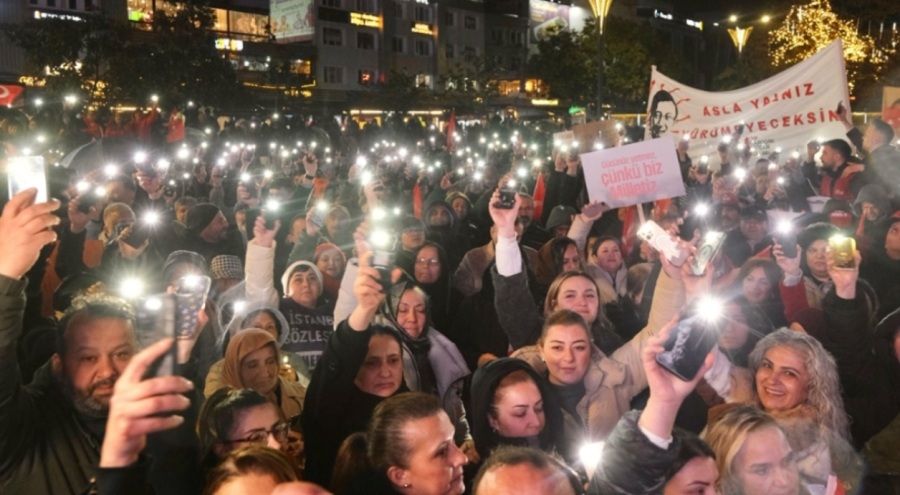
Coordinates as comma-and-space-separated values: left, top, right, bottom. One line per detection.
702, 406, 805, 495
705, 329, 863, 492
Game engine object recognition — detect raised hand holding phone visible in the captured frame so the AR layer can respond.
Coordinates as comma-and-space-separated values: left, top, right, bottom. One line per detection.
100, 338, 194, 468
0, 189, 60, 280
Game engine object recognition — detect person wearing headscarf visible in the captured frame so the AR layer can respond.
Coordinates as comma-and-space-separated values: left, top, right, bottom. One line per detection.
219, 328, 307, 421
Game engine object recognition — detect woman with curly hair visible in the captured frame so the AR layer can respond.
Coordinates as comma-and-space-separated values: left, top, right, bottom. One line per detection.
705, 329, 863, 493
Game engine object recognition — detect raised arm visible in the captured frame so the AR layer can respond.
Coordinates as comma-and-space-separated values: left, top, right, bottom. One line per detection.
244, 215, 280, 306
489, 189, 543, 349
0, 190, 60, 460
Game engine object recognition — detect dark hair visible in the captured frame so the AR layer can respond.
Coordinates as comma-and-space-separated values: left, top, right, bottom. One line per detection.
650, 89, 677, 113
550, 237, 579, 274
737, 259, 782, 302
106, 174, 136, 192
664, 433, 716, 482
175, 196, 198, 209
539, 309, 590, 346
331, 393, 444, 494
197, 388, 273, 470
472, 446, 583, 495
269, 177, 295, 192
823, 139, 852, 160
870, 118, 895, 144
241, 309, 283, 339
56, 294, 135, 356
202, 446, 297, 495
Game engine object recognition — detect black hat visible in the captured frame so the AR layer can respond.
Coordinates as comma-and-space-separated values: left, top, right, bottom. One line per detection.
740, 205, 767, 221
186, 204, 221, 233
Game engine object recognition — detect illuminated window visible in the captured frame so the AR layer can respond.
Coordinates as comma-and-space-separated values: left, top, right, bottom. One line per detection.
416, 74, 433, 89
324, 66, 344, 84
323, 27, 343, 46
358, 70, 375, 84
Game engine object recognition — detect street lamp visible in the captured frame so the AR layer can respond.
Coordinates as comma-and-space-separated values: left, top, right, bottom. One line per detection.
586, 0, 614, 120
727, 14, 771, 55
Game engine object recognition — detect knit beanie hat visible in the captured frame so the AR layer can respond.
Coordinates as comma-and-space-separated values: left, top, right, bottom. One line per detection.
546, 205, 576, 231
186, 204, 221, 233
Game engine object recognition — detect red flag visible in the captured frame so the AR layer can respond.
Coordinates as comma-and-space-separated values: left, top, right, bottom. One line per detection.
0, 85, 24, 107
620, 206, 639, 255
446, 110, 456, 151
532, 173, 546, 220
412, 182, 423, 219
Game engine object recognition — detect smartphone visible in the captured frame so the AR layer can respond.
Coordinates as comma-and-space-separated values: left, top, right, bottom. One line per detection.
369, 228, 395, 292
174, 275, 212, 339
7, 156, 48, 203
696, 163, 709, 175
690, 231, 725, 276
829, 235, 856, 269
263, 200, 280, 230
773, 223, 798, 259
836, 101, 844, 114
309, 201, 328, 228
121, 221, 150, 248
494, 180, 517, 210
656, 299, 720, 381
76, 193, 96, 214
134, 294, 177, 378
637, 221, 689, 266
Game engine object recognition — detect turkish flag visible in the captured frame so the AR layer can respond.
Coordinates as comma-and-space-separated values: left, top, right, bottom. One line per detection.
0, 85, 24, 107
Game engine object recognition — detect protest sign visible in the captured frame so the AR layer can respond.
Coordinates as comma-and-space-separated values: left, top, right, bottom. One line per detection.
581, 137, 685, 208
645, 40, 851, 168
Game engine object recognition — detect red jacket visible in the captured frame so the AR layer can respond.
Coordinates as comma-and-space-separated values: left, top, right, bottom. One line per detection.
820, 163, 864, 202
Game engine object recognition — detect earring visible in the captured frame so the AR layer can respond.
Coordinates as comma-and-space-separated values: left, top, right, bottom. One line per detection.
403, 483, 411, 488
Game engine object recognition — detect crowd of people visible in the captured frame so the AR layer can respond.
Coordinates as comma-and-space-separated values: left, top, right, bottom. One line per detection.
0, 99, 898, 495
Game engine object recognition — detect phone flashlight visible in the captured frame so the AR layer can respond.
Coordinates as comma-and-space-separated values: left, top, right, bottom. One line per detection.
579, 442, 605, 478
734, 168, 747, 181
694, 203, 709, 217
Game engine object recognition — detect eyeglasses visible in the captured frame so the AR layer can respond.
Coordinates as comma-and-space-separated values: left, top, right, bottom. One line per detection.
416, 258, 441, 267
403, 227, 424, 234
226, 421, 291, 445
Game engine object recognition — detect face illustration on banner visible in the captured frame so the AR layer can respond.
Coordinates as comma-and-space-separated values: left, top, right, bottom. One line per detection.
650, 90, 678, 138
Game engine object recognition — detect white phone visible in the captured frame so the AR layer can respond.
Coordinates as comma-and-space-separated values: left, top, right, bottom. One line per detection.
637, 221, 689, 267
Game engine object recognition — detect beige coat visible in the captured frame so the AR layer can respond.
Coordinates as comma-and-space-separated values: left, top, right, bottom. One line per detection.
511, 269, 686, 442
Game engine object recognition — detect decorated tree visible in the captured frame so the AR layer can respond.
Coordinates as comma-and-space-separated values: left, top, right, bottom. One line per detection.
768, 0, 885, 95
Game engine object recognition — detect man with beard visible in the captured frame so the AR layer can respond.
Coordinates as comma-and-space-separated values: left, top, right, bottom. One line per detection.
173, 203, 245, 262
517, 193, 552, 251
0, 189, 201, 494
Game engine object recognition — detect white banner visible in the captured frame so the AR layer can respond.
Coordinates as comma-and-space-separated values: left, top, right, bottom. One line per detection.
581, 137, 685, 208
270, 0, 314, 41
645, 40, 851, 169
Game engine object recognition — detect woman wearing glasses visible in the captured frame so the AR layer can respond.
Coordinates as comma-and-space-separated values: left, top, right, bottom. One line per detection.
198, 388, 296, 473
